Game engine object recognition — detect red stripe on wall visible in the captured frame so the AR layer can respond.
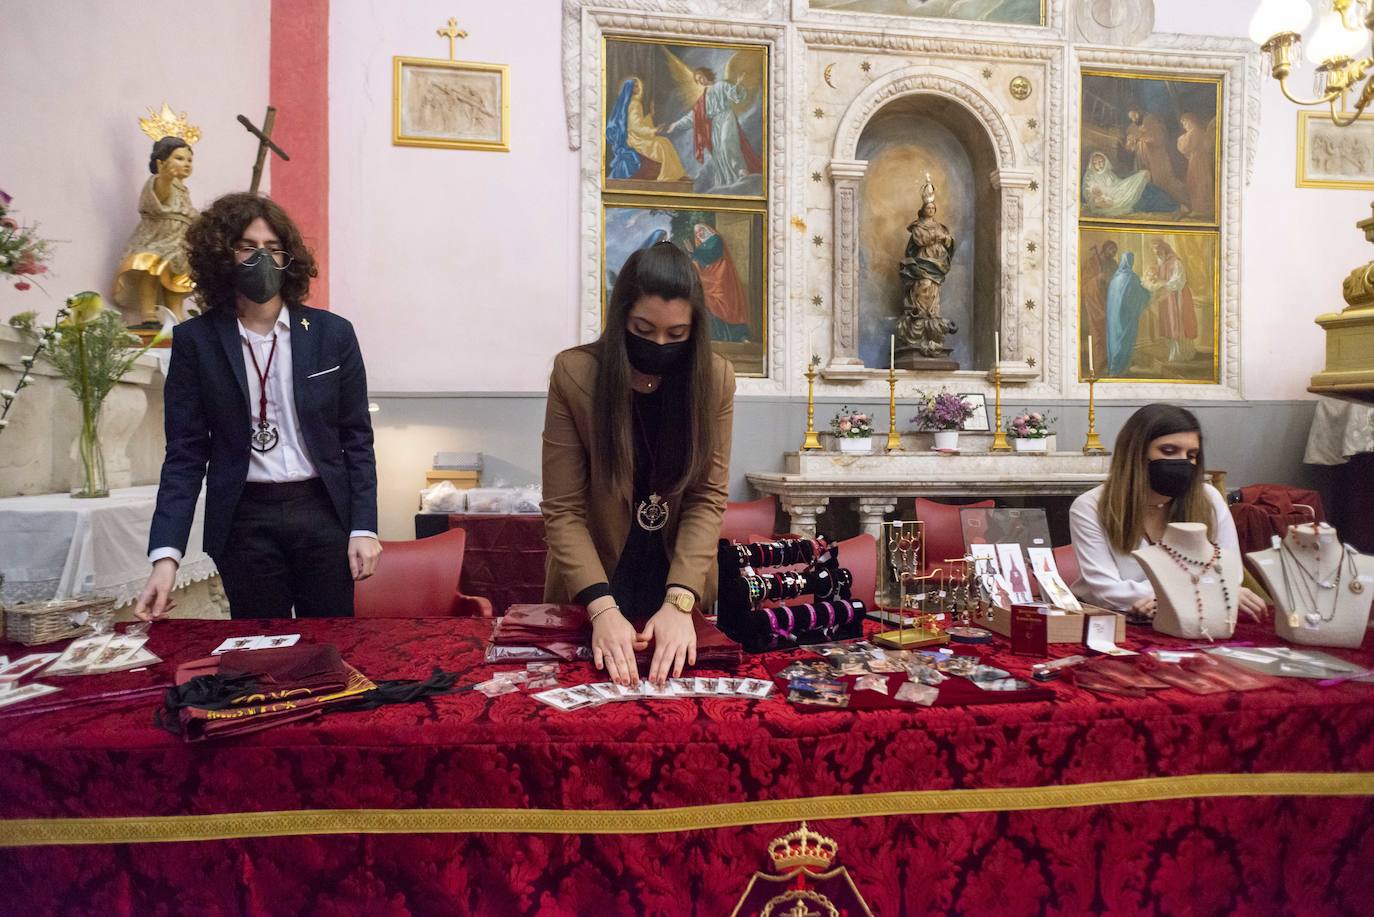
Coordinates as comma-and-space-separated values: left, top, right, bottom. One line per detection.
269, 0, 330, 310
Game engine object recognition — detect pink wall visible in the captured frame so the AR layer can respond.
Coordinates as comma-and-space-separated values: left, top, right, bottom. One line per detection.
326, 2, 580, 392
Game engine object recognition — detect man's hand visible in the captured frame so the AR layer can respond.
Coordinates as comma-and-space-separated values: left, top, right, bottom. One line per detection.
349, 536, 382, 581
133, 558, 179, 622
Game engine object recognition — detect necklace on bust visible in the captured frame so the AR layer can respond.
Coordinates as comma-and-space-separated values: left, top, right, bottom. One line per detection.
1278, 541, 1360, 628
1157, 540, 1233, 641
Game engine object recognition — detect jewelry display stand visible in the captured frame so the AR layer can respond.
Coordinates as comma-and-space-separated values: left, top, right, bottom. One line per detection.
1247, 522, 1374, 649
874, 520, 948, 650
1133, 522, 1241, 641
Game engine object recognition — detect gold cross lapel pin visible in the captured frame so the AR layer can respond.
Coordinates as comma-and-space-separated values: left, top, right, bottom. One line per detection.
300, 317, 310, 331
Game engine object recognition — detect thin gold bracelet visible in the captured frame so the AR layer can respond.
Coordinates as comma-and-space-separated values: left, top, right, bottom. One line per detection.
588, 604, 619, 624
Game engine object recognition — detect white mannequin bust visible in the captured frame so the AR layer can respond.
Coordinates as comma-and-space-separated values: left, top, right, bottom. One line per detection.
1133, 522, 1241, 640
1246, 522, 1374, 649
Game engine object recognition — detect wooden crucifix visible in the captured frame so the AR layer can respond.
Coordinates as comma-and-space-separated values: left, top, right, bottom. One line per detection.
236, 106, 290, 194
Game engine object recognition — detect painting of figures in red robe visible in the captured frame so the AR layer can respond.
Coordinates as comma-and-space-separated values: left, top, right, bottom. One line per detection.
604, 203, 767, 376
603, 37, 767, 199
1079, 226, 1219, 383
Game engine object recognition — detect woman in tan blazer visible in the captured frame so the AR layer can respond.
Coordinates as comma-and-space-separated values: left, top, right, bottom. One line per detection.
542, 242, 735, 689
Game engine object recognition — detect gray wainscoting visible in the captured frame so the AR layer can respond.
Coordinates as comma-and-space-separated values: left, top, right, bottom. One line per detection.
369, 392, 1326, 541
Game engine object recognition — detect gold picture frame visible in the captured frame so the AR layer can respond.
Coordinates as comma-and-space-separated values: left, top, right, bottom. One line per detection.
1079, 69, 1223, 228
602, 36, 769, 201
807, 0, 1045, 26
601, 197, 769, 377
1296, 110, 1374, 190
1077, 225, 1221, 385
392, 56, 509, 152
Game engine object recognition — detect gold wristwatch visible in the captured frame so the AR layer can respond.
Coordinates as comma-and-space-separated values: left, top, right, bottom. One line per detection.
667, 589, 695, 614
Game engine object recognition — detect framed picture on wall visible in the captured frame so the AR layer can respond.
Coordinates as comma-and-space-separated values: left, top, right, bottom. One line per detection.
1297, 111, 1374, 190
603, 201, 768, 377
956, 393, 990, 431
1079, 70, 1222, 226
603, 37, 767, 199
1077, 226, 1220, 384
807, 0, 1044, 26
392, 56, 509, 152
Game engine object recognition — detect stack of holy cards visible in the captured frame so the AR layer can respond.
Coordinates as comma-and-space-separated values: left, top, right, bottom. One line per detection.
532, 676, 773, 711
0, 653, 63, 708
472, 662, 561, 697
211, 634, 301, 654
43, 629, 160, 677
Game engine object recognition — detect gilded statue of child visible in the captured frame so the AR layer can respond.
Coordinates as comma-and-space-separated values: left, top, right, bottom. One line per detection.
113, 105, 201, 327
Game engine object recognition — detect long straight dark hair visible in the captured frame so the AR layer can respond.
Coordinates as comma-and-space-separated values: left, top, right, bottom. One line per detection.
1099, 403, 1215, 553
593, 242, 717, 499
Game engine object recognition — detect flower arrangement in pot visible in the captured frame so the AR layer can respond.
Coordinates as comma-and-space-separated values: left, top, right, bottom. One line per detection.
8, 293, 175, 497
912, 390, 975, 451
0, 190, 54, 292
830, 406, 874, 453
1008, 410, 1055, 452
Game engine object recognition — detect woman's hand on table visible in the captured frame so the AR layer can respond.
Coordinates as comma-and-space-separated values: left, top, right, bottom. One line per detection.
1129, 595, 1157, 618
590, 602, 644, 687
639, 605, 697, 687
1238, 586, 1268, 622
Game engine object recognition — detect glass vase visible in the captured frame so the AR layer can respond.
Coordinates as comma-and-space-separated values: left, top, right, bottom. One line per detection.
72, 398, 108, 498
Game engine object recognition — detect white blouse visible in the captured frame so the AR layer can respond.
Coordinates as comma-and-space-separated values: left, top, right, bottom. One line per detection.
1069, 483, 1239, 611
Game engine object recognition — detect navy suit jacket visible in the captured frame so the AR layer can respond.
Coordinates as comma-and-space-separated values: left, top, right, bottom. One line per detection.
147, 304, 378, 558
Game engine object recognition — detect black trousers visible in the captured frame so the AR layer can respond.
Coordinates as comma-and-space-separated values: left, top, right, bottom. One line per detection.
213, 479, 355, 618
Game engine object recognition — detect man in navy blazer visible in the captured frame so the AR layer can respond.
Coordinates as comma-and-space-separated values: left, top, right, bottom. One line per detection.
136, 193, 380, 620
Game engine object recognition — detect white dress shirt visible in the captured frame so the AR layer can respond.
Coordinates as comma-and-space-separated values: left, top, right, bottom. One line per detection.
1069, 483, 1239, 611
150, 309, 375, 566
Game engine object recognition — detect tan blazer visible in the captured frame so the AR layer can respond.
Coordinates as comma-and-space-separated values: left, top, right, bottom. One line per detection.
541, 345, 735, 610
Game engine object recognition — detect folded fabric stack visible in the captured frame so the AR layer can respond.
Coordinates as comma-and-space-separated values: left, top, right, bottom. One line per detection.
158, 644, 376, 741
491, 604, 743, 668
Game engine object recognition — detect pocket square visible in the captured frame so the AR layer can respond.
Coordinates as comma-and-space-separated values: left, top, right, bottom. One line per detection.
307, 365, 341, 379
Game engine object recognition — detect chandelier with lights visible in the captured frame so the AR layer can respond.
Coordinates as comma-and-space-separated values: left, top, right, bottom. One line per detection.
1251, 0, 1374, 124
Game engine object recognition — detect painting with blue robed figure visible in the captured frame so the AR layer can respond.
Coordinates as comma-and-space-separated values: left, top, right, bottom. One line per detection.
603, 37, 767, 199
604, 204, 767, 376
1079, 227, 1219, 384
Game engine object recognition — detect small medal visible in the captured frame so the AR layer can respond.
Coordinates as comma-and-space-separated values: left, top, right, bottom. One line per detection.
636, 493, 669, 532
250, 420, 280, 453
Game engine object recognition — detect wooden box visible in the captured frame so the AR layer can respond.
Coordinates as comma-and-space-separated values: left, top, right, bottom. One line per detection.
425, 470, 479, 488
980, 602, 1125, 644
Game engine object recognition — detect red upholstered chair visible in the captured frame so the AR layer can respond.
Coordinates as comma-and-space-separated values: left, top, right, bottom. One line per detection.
354, 528, 495, 618
1053, 544, 1081, 590
836, 533, 877, 610
721, 496, 778, 542
914, 497, 996, 574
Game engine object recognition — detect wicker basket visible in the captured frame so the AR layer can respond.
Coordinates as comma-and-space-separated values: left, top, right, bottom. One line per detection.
3, 596, 117, 646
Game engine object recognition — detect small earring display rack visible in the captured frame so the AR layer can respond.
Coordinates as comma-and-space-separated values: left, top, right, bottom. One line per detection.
874, 520, 950, 650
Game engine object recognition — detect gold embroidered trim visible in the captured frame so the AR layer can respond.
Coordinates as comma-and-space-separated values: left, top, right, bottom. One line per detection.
2, 771, 1371, 848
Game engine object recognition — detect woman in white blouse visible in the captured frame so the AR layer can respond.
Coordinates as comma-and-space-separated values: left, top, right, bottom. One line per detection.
1069, 403, 1266, 618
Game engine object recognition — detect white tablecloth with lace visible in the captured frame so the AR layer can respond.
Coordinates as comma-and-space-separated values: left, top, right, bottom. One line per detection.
0, 485, 218, 607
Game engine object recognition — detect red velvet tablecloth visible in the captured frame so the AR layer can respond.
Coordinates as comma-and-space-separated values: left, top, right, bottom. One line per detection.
1, 618, 1372, 916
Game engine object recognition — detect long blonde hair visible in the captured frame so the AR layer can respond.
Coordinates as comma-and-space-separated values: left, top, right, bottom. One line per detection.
1099, 404, 1215, 553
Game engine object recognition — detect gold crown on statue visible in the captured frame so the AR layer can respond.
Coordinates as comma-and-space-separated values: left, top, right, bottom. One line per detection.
922, 172, 937, 207
139, 102, 202, 145
768, 822, 838, 873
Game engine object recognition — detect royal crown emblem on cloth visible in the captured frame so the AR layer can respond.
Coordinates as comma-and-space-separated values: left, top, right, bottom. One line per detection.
729, 822, 873, 917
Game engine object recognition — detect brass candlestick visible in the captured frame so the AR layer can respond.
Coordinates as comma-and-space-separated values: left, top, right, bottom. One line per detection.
1082, 370, 1107, 454
990, 363, 1012, 452
885, 363, 903, 452
801, 357, 822, 451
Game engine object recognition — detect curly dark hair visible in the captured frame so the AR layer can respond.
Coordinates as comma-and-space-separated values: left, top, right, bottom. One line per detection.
185, 193, 318, 313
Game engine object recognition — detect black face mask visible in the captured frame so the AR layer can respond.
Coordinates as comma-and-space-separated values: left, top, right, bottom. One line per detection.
625, 332, 690, 376
1148, 458, 1196, 498
234, 250, 285, 304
